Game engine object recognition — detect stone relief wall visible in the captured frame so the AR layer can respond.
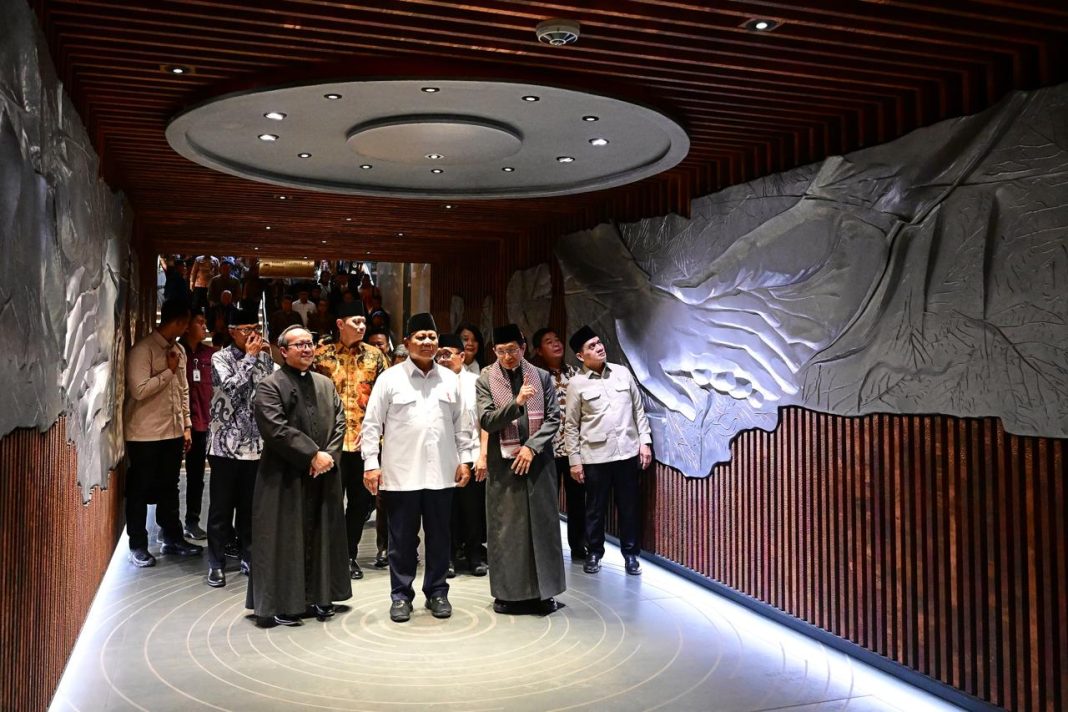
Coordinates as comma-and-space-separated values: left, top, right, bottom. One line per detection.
506, 263, 552, 343
557, 83, 1068, 477
1, 1, 130, 499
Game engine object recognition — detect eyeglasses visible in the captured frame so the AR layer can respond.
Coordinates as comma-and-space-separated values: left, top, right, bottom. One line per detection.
285, 341, 315, 350
232, 325, 262, 335
436, 349, 462, 361
494, 346, 521, 357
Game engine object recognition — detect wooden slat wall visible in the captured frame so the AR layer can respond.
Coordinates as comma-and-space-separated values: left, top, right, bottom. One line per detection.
0, 418, 124, 712
604, 408, 1066, 711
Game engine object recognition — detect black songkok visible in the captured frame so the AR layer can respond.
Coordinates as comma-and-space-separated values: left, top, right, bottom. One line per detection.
438, 333, 464, 351
336, 302, 366, 319
228, 307, 260, 326
569, 325, 597, 354
407, 312, 438, 335
492, 323, 524, 347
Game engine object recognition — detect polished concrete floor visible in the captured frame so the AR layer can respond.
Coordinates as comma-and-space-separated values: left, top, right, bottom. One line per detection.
51, 499, 960, 711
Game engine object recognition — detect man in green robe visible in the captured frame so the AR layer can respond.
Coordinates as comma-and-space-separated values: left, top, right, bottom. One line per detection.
476, 324, 566, 615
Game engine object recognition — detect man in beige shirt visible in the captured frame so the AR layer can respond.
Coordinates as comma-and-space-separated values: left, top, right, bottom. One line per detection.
124, 299, 204, 567
564, 325, 653, 577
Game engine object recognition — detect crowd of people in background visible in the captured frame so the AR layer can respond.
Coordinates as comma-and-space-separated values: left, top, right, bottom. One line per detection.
130, 254, 652, 627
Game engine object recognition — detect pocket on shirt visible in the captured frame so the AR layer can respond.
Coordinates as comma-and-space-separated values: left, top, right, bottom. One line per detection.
391, 393, 419, 421
582, 391, 606, 415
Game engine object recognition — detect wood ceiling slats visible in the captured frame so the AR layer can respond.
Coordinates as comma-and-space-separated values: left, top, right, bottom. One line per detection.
34, 0, 1066, 262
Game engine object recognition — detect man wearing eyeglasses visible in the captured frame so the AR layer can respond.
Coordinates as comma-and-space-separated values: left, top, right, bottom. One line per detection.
247, 325, 350, 627
204, 309, 274, 588
361, 313, 474, 623
476, 324, 565, 615
312, 303, 389, 581
564, 326, 653, 577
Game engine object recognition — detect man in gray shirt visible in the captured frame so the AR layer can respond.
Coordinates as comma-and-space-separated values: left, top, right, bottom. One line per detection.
563, 326, 652, 576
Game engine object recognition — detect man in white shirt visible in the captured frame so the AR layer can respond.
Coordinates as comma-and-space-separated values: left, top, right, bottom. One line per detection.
291, 286, 317, 327
564, 325, 653, 577
362, 313, 474, 623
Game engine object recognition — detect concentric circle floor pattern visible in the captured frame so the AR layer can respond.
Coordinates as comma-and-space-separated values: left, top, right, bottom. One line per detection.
52, 520, 958, 712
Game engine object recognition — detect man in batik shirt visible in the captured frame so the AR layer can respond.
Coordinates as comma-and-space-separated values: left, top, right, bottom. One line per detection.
313, 303, 390, 579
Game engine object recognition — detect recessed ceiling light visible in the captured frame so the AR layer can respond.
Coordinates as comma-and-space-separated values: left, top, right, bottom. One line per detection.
589, 137, 609, 146
298, 152, 312, 158
321, 240, 327, 244
265, 226, 271, 230
421, 87, 440, 93
346, 217, 352, 221
324, 93, 342, 100
522, 95, 540, 102
397, 232, 404, 237
743, 18, 780, 32
556, 156, 575, 163
444, 204, 453, 209
502, 166, 515, 172
264, 111, 286, 121
254, 246, 259, 250
425, 153, 444, 160
258, 133, 278, 142
162, 64, 192, 75
278, 195, 287, 200
431, 168, 444, 174
582, 115, 599, 122
303, 256, 308, 259
359, 164, 373, 170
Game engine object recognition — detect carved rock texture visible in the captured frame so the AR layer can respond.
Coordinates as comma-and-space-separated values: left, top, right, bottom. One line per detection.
1, 2, 130, 499
558, 84, 1068, 477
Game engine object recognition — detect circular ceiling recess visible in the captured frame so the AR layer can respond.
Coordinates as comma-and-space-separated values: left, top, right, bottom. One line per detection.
165, 79, 690, 199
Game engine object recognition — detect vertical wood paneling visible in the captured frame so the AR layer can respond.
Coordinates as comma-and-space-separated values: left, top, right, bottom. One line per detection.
593, 407, 1067, 711
0, 418, 124, 712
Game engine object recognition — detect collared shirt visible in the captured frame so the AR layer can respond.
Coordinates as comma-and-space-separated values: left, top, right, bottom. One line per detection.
361, 359, 475, 491
292, 299, 316, 326
545, 363, 578, 458
183, 341, 217, 432
313, 339, 389, 452
458, 369, 481, 463
464, 360, 481, 375
207, 345, 275, 460
564, 361, 652, 466
124, 331, 191, 442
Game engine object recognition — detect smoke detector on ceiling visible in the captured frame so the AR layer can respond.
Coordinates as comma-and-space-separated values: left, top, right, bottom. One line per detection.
535, 19, 580, 46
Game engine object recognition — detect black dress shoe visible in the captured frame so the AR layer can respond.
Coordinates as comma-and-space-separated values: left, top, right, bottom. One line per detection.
425, 595, 453, 619
349, 558, 363, 580
446, 561, 456, 579
373, 550, 388, 568
161, 540, 203, 556
239, 559, 251, 576
492, 598, 516, 614
538, 598, 559, 615
207, 568, 225, 588
583, 554, 601, 574
624, 555, 642, 575
273, 613, 303, 627
183, 524, 207, 540
471, 561, 489, 577
390, 600, 413, 623
310, 603, 335, 620
129, 548, 156, 568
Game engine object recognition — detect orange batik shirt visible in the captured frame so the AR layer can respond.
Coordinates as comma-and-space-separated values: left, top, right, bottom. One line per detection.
313, 339, 389, 452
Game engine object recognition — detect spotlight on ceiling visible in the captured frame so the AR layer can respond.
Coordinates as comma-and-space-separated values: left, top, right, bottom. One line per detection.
359, 164, 373, 169
556, 156, 575, 163
742, 18, 780, 32
502, 166, 515, 172
298, 152, 312, 158
444, 204, 453, 209
258, 134, 278, 142
162, 64, 192, 75
522, 95, 540, 102
431, 168, 444, 174
589, 137, 609, 146
425, 153, 444, 160
265, 226, 271, 230
582, 115, 599, 122
421, 87, 440, 93
264, 111, 286, 121
324, 93, 342, 100
278, 195, 287, 200
535, 19, 581, 46
397, 232, 404, 237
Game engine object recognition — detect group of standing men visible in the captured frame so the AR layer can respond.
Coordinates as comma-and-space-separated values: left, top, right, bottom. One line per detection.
124, 294, 652, 627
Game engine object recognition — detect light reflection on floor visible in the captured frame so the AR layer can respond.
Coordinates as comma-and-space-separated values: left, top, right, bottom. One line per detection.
51, 519, 960, 712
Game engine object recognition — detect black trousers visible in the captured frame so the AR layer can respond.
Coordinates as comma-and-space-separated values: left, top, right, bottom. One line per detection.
191, 285, 208, 312
340, 452, 375, 559
382, 488, 453, 602
556, 456, 588, 556
584, 456, 641, 557
206, 456, 256, 569
451, 468, 486, 565
184, 429, 208, 527
125, 438, 184, 551
375, 495, 388, 554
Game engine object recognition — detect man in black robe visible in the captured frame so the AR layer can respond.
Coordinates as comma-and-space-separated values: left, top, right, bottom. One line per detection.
476, 324, 566, 615
247, 325, 351, 626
